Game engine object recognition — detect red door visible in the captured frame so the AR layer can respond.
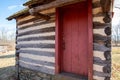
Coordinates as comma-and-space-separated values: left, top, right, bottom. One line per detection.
60, 2, 88, 76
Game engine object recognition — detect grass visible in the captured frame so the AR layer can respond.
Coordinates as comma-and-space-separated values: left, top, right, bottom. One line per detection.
112, 47, 120, 80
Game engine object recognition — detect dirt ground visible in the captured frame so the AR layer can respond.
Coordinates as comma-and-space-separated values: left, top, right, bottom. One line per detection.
0, 51, 17, 80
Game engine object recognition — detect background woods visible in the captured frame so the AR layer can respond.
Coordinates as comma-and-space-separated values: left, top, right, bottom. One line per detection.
0, 27, 15, 52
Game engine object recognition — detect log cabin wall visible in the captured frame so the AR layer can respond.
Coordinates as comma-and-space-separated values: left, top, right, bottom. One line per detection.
15, 0, 111, 80
92, 0, 111, 80
16, 8, 56, 75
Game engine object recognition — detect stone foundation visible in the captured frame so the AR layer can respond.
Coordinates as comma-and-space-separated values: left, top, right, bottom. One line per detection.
19, 67, 51, 80
19, 67, 88, 80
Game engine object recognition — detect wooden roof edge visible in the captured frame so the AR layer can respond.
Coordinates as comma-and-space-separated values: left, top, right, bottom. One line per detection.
31, 0, 85, 12
6, 8, 29, 21
23, 0, 55, 6
7, 0, 85, 21
23, 0, 43, 6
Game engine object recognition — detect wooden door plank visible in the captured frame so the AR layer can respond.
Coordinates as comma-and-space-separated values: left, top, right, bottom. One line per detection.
71, 9, 80, 74
78, 7, 88, 75
62, 10, 72, 72
55, 1, 93, 79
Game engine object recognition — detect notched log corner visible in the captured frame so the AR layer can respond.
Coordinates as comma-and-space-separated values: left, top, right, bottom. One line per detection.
104, 26, 111, 35
103, 65, 111, 73
105, 77, 110, 80
29, 8, 51, 20
104, 50, 111, 60
103, 13, 111, 23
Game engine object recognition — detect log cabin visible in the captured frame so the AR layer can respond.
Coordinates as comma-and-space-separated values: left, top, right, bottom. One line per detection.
7, 0, 112, 80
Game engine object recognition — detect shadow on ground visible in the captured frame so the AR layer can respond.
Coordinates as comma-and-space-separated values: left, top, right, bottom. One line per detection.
0, 66, 17, 80
0, 54, 15, 59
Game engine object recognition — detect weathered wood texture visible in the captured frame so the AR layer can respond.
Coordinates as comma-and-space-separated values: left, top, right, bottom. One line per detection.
29, 9, 51, 20
17, 8, 56, 74
30, 0, 85, 13
93, 0, 111, 80
15, 0, 112, 79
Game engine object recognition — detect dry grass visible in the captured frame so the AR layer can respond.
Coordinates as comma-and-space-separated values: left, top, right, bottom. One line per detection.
112, 47, 120, 80
0, 51, 15, 68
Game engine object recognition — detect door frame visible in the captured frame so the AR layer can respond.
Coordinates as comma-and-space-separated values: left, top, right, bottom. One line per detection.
55, 0, 93, 80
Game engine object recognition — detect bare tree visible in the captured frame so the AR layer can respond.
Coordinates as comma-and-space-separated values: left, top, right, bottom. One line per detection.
0, 27, 7, 42
112, 24, 120, 46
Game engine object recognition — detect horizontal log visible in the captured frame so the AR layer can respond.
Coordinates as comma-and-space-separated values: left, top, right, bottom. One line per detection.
93, 75, 105, 80
93, 34, 110, 42
92, 7, 102, 15
29, 9, 51, 20
17, 49, 54, 57
93, 12, 104, 17
93, 22, 111, 29
16, 43, 55, 48
17, 13, 55, 25
18, 27, 55, 36
18, 40, 55, 45
18, 17, 39, 25
20, 53, 54, 63
18, 20, 55, 30
94, 70, 110, 77
20, 57, 54, 67
93, 51, 106, 60
93, 28, 106, 36
20, 48, 55, 53
92, 1, 101, 8
93, 16, 104, 23
94, 57, 111, 65
17, 35, 55, 42
18, 31, 55, 39
31, 0, 85, 12
93, 64, 103, 72
17, 15, 35, 23
18, 21, 38, 29
19, 61, 54, 74
94, 38, 111, 48
17, 8, 55, 21
18, 22, 55, 34
40, 8, 55, 15
93, 43, 111, 52
25, 0, 55, 6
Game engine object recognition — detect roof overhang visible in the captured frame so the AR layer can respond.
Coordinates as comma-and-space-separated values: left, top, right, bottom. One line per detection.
7, 8, 29, 21
29, 0, 85, 12
7, 0, 85, 20
23, 0, 55, 7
